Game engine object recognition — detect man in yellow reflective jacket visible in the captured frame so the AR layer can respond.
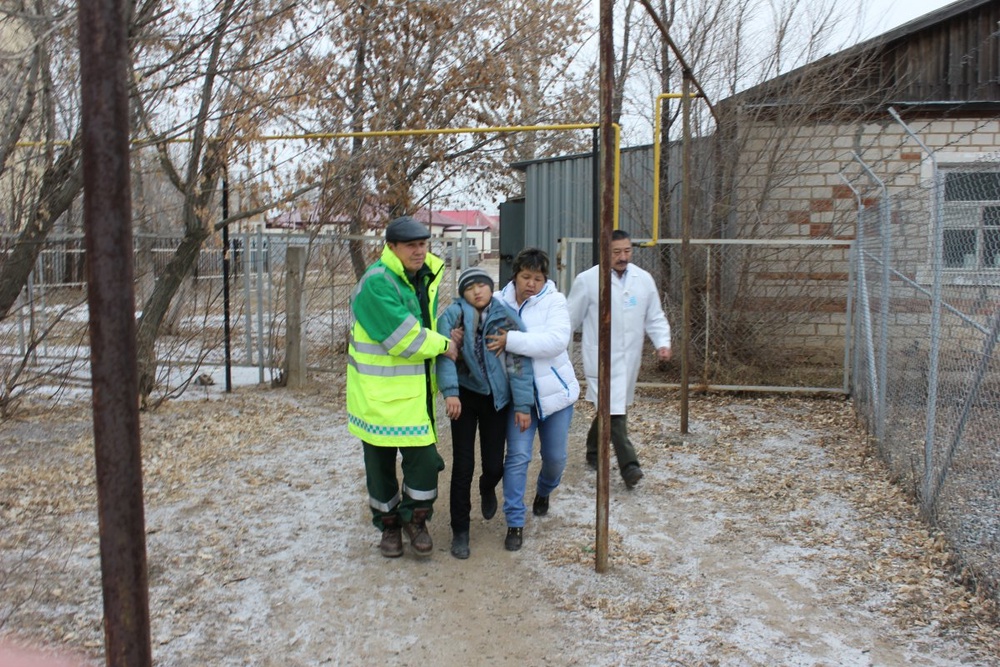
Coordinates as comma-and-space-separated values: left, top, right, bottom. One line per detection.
347, 216, 458, 558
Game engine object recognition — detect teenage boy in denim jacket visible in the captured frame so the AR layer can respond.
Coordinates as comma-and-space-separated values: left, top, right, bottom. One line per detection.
436, 267, 534, 559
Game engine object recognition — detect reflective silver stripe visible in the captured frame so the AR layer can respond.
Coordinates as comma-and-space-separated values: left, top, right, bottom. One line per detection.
403, 483, 437, 501
347, 356, 426, 377
384, 315, 418, 351
352, 339, 388, 356
370, 490, 402, 513
349, 330, 390, 356
398, 328, 428, 359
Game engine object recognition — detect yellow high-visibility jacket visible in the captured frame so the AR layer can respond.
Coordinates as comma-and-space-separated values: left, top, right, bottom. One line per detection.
347, 246, 449, 447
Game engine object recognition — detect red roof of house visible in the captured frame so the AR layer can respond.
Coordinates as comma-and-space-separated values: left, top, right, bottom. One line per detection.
412, 208, 461, 229
436, 209, 498, 230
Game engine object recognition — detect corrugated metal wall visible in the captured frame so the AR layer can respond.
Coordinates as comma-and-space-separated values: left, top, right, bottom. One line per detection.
520, 152, 594, 269
513, 144, 682, 285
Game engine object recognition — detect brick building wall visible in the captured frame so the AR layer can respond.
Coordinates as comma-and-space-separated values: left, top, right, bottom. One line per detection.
726, 117, 1000, 360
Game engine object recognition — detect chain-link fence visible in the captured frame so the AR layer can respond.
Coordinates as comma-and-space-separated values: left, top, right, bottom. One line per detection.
5, 186, 998, 603
559, 237, 852, 392
850, 156, 1000, 603
0, 230, 471, 406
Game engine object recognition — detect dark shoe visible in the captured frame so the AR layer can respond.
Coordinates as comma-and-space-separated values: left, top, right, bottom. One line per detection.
450, 531, 470, 559
532, 494, 549, 517
586, 457, 597, 471
402, 508, 433, 556
504, 527, 523, 551
481, 488, 497, 520
379, 515, 403, 558
622, 464, 644, 489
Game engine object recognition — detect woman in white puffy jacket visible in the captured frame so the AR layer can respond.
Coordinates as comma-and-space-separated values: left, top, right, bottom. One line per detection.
487, 248, 580, 551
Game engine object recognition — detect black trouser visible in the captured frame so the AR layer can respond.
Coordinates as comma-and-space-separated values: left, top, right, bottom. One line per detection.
586, 413, 639, 473
449, 386, 508, 533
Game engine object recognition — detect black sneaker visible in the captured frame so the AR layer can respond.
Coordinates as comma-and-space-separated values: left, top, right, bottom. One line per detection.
504, 527, 523, 551
586, 457, 597, 471
481, 488, 498, 520
622, 464, 644, 489
532, 494, 549, 517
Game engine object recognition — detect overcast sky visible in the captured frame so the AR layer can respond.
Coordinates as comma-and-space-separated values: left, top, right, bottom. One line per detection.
872, 0, 956, 32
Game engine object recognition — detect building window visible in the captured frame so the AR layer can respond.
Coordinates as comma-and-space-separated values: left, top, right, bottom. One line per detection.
942, 170, 1000, 270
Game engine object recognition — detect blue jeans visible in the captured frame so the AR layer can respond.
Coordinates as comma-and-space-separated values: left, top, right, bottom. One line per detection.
502, 403, 574, 528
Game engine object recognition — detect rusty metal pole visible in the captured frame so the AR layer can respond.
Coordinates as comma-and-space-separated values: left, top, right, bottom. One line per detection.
595, 0, 614, 573
78, 0, 153, 663
679, 73, 692, 434
222, 173, 233, 393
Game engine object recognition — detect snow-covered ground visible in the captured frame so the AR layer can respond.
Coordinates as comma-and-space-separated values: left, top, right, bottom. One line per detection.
1, 375, 998, 666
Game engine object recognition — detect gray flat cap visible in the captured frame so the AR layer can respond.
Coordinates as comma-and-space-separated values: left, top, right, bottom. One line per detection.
385, 216, 430, 243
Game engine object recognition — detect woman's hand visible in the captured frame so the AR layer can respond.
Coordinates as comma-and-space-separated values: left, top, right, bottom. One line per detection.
486, 328, 507, 356
445, 396, 462, 421
513, 411, 531, 432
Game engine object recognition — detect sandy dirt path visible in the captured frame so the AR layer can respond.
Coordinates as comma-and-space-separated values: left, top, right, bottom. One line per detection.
1, 380, 997, 666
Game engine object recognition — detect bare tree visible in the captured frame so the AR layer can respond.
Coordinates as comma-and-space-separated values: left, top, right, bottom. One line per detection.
128, 0, 319, 402
0, 0, 602, 404
0, 1, 83, 320
290, 0, 597, 277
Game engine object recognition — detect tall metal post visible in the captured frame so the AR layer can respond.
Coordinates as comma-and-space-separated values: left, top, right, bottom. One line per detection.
77, 0, 152, 663
853, 154, 889, 447
679, 73, 693, 433
592, 127, 600, 268
888, 106, 942, 516
595, 0, 614, 573
221, 173, 233, 392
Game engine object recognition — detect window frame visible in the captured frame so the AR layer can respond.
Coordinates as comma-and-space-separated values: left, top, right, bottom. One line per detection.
920, 153, 1000, 286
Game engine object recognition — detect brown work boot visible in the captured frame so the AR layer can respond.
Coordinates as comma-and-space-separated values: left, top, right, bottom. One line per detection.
379, 515, 403, 558
403, 508, 433, 556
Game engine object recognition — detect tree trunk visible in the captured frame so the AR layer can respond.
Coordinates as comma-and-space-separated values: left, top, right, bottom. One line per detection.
135, 227, 210, 401
348, 2, 370, 281
0, 140, 82, 320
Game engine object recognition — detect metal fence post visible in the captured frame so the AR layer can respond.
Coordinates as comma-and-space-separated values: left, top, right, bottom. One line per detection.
255, 226, 266, 383
847, 159, 880, 436
241, 230, 253, 364
837, 171, 862, 397
878, 192, 891, 451
285, 246, 306, 388
889, 106, 943, 516
854, 154, 890, 448
923, 168, 945, 515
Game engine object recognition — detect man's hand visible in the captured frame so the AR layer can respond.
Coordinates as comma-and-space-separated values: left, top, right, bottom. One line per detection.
513, 411, 531, 432
450, 325, 464, 349
442, 341, 459, 361
445, 396, 462, 420
657, 346, 672, 362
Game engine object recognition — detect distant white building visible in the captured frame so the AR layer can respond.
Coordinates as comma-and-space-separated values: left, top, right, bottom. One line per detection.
413, 208, 498, 257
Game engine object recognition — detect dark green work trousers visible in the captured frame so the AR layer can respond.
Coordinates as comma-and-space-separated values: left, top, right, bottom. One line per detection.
585, 413, 640, 473
363, 441, 445, 530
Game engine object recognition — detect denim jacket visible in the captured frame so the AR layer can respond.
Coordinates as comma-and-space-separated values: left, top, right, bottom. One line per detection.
436, 296, 535, 414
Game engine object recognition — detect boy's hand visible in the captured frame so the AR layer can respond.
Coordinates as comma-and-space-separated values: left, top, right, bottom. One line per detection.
513, 411, 531, 432
445, 396, 462, 420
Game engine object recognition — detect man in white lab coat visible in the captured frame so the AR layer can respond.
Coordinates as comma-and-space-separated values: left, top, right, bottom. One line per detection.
567, 229, 672, 488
